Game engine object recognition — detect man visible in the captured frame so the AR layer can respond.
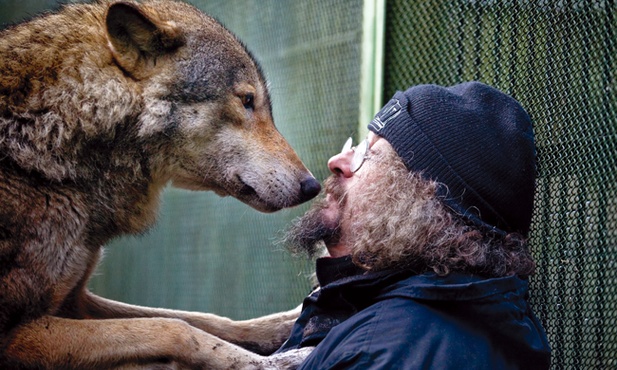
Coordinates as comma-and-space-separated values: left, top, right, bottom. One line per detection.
276, 82, 551, 369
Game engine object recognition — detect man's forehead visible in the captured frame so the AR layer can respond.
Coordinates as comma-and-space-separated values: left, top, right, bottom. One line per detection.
367, 131, 380, 146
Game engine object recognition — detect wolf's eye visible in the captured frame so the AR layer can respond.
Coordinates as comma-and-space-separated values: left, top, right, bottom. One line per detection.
241, 93, 254, 110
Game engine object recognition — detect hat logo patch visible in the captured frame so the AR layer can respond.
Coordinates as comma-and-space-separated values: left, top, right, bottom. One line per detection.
369, 99, 402, 131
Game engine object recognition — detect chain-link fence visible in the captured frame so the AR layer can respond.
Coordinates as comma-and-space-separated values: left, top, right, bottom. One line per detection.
2, 1, 616, 368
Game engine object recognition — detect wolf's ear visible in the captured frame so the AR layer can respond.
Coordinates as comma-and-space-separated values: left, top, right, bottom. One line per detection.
105, 2, 185, 79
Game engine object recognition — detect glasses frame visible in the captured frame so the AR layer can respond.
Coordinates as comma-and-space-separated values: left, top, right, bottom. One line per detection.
341, 136, 370, 173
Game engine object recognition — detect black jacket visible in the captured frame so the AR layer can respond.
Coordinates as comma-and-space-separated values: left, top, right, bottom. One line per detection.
277, 256, 551, 369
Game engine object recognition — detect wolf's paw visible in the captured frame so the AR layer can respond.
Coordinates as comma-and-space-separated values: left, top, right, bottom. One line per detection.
262, 347, 314, 369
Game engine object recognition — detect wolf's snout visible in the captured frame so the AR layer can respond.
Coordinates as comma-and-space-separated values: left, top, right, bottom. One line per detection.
299, 176, 321, 202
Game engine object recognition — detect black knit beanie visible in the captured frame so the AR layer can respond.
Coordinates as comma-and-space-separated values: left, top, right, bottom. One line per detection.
368, 81, 536, 237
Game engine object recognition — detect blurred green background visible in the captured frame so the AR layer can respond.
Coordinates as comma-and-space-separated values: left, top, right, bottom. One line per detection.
2, 1, 615, 368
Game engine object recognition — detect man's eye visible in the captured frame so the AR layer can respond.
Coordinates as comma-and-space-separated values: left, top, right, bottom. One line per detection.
241, 93, 254, 109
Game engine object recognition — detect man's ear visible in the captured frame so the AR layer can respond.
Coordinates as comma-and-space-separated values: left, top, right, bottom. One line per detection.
105, 1, 185, 79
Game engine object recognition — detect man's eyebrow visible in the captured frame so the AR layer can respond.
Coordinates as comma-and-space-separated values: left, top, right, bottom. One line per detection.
368, 137, 382, 152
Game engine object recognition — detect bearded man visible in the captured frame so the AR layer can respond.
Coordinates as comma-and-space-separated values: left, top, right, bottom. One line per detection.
276, 82, 551, 369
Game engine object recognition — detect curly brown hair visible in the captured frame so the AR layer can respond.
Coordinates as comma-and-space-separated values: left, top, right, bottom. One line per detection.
345, 145, 536, 278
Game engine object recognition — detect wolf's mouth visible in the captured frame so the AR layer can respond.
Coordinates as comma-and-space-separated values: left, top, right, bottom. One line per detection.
237, 176, 258, 198
234, 175, 282, 213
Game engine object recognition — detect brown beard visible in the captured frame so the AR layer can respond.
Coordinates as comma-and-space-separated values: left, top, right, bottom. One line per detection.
279, 176, 346, 258
280, 147, 441, 268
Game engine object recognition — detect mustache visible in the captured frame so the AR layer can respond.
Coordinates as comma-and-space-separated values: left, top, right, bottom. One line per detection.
277, 175, 346, 258
324, 175, 347, 206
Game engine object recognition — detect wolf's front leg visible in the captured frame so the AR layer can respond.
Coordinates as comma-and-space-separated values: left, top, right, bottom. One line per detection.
187, 305, 303, 354
3, 315, 312, 370
114, 347, 314, 370
75, 290, 301, 354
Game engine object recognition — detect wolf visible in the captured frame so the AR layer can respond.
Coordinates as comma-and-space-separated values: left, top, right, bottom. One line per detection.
0, 0, 320, 368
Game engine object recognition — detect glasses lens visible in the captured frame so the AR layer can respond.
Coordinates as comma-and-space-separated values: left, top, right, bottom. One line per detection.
341, 137, 353, 154
350, 139, 368, 172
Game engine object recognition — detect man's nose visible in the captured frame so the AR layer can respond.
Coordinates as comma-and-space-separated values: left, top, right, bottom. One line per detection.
327, 150, 354, 177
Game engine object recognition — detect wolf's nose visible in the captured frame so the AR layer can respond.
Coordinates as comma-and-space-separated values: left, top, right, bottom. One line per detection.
300, 176, 321, 202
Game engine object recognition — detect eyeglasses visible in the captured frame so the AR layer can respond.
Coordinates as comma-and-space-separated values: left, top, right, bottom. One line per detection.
341, 136, 370, 173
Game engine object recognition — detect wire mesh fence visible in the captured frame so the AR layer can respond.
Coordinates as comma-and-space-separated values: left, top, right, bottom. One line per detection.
1, 0, 615, 368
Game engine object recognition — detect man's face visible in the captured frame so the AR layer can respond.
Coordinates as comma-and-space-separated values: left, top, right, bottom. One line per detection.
281, 132, 391, 258
321, 132, 384, 256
